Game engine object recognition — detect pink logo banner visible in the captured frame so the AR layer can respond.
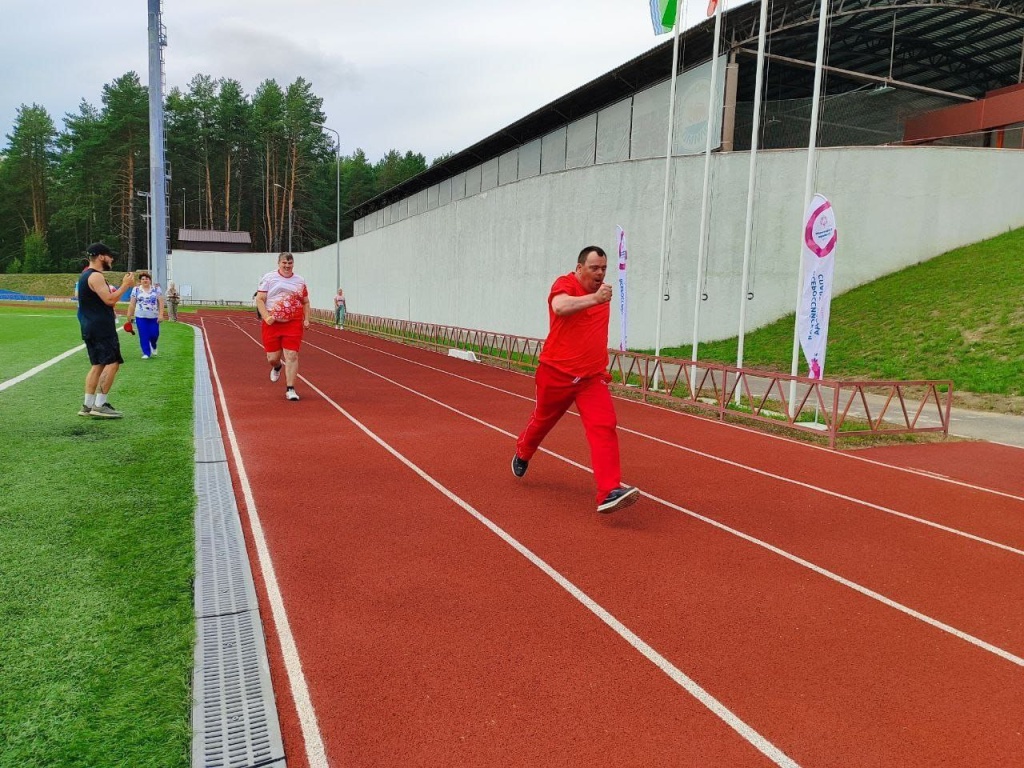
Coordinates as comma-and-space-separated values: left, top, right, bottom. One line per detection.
797, 194, 837, 379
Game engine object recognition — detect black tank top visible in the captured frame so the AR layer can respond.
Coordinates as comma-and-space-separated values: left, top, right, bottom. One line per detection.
77, 268, 116, 337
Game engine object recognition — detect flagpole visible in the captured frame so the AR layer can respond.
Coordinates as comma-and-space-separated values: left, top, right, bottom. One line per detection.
734, 0, 770, 404
788, 0, 830, 416
689, 0, 724, 394
653, 2, 684, 390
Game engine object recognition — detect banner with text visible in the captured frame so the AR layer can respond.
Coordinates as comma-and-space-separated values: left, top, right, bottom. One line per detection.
797, 194, 838, 379
616, 226, 629, 351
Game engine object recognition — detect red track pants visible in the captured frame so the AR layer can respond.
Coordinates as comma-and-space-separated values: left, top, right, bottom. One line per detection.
516, 362, 621, 503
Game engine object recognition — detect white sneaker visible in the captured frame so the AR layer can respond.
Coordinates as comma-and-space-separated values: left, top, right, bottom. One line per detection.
270, 365, 282, 382
151, 348, 158, 357
142, 354, 150, 359
285, 388, 300, 401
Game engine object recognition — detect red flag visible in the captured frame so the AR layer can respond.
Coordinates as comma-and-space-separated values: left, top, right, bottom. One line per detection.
707, 0, 719, 16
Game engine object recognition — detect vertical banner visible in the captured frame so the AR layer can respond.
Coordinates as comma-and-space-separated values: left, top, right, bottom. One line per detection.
797, 194, 838, 379
616, 226, 629, 351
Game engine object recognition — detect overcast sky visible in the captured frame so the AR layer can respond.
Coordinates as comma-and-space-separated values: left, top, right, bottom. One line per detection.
2, 0, 724, 162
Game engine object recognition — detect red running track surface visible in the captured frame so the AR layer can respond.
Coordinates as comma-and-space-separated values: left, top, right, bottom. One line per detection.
193, 312, 1024, 768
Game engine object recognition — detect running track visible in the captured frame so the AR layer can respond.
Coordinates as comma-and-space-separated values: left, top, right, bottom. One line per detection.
192, 311, 1024, 768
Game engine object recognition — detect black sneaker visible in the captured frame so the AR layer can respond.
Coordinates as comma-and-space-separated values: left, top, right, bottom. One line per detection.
597, 486, 639, 513
511, 454, 529, 478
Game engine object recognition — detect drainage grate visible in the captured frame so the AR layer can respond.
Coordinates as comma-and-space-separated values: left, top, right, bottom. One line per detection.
191, 325, 286, 768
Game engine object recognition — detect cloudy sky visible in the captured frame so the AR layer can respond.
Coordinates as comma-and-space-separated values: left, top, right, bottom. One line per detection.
2, 0, 722, 162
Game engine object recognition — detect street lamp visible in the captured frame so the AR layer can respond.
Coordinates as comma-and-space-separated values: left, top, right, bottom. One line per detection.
273, 182, 293, 252
316, 123, 342, 292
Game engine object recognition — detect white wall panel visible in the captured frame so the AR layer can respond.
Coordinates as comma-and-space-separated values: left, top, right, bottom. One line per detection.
597, 98, 632, 164
541, 128, 567, 174
481, 158, 499, 191
566, 114, 597, 169
498, 150, 518, 185
465, 165, 482, 196
519, 139, 542, 179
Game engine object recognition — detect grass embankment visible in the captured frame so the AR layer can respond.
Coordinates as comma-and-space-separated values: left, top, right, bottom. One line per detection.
0, 308, 195, 768
650, 227, 1024, 409
0, 273, 126, 298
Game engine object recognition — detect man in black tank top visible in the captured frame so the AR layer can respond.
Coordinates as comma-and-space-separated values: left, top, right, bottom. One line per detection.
76, 243, 135, 418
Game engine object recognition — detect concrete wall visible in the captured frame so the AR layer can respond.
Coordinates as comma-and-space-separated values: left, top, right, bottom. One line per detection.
170, 145, 1024, 349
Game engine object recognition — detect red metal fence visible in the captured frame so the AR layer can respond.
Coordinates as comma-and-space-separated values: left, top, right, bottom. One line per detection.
319, 311, 953, 448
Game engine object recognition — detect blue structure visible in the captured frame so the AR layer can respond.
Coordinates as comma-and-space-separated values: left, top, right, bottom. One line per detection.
0, 289, 44, 301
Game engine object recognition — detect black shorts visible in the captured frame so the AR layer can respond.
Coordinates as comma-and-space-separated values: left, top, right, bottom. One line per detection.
84, 333, 124, 366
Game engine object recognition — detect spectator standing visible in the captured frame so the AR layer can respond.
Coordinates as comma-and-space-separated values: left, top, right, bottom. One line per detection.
333, 287, 347, 329
166, 282, 180, 321
511, 246, 639, 513
76, 243, 135, 418
256, 252, 310, 401
126, 271, 165, 358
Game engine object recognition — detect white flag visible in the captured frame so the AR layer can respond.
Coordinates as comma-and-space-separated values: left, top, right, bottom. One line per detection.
797, 195, 838, 379
616, 226, 629, 351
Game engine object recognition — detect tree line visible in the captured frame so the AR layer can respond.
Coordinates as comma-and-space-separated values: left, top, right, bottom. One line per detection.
0, 72, 445, 273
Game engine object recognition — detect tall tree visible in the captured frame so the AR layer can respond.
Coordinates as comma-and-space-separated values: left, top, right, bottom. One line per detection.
1, 104, 58, 270
99, 73, 150, 270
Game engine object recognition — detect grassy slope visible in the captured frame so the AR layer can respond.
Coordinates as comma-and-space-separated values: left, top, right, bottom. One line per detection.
652, 226, 1024, 399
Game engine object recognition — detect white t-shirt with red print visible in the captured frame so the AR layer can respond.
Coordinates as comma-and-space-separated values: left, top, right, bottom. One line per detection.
258, 270, 308, 322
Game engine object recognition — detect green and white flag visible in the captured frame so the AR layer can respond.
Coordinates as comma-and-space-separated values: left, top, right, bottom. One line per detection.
649, 0, 678, 34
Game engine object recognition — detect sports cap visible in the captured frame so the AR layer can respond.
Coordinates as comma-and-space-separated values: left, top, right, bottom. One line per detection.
87, 243, 115, 257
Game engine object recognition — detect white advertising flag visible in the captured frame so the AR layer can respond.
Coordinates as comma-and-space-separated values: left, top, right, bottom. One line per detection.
797, 194, 837, 379
616, 226, 628, 351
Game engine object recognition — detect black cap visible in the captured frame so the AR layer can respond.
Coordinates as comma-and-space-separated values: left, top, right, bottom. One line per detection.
86, 243, 115, 257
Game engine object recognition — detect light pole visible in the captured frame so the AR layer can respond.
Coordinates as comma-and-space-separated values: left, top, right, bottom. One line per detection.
316, 123, 342, 291
180, 188, 186, 231
137, 190, 151, 271
273, 182, 292, 252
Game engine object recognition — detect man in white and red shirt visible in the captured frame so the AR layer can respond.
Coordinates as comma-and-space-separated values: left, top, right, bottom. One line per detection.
256, 252, 310, 401
512, 245, 639, 514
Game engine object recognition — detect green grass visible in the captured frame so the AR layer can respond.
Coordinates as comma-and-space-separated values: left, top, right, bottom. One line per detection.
0, 312, 195, 768
0, 272, 127, 298
648, 227, 1024, 398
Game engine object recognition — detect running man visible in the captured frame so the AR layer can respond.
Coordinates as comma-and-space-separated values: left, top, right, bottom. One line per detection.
512, 245, 639, 513
256, 252, 310, 401
76, 243, 135, 418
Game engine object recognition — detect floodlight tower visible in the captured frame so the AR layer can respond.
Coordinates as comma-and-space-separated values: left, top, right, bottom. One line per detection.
147, 0, 169, 288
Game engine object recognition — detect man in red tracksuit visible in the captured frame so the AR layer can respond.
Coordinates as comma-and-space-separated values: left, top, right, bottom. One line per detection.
512, 245, 639, 514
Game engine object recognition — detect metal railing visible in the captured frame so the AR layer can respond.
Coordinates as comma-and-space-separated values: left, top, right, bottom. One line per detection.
319, 312, 955, 448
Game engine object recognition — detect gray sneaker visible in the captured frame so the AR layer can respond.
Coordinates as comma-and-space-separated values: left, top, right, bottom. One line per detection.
270, 365, 282, 382
89, 403, 124, 419
597, 486, 639, 514
78, 405, 92, 417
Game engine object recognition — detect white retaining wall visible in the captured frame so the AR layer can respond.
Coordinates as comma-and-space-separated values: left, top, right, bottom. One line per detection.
170, 145, 1024, 349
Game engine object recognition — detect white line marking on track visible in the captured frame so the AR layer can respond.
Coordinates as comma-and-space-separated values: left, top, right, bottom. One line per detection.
310, 327, 1024, 502
304, 334, 1024, 554
299, 373, 802, 768
202, 319, 330, 768
0, 344, 85, 392
297, 337, 1024, 669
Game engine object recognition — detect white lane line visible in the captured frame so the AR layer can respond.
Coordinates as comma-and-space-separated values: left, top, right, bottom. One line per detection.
301, 339, 1024, 669
305, 335, 1024, 554
0, 344, 85, 392
299, 372, 801, 768
202, 319, 329, 768
311, 328, 1024, 502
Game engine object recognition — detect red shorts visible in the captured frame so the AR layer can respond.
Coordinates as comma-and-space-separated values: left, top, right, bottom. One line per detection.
261, 318, 304, 352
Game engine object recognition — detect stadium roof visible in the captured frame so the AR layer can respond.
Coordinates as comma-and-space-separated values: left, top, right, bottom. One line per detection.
351, 0, 1024, 219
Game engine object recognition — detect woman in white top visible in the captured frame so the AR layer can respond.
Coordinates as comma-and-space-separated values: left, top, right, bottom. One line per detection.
126, 272, 165, 358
